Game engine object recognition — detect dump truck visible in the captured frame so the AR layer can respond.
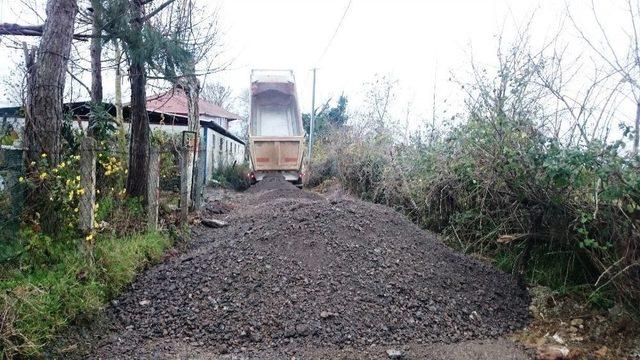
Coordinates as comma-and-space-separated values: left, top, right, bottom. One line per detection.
248, 69, 305, 186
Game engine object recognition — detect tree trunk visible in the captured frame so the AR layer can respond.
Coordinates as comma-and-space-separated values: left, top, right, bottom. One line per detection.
114, 42, 124, 128
113, 41, 127, 157
179, 67, 200, 208
24, 0, 78, 166
125, 0, 150, 198
634, 101, 640, 156
88, 0, 103, 136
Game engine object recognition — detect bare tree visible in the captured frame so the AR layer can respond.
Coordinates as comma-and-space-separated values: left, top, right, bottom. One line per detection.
569, 0, 640, 154
355, 74, 398, 137
201, 81, 234, 109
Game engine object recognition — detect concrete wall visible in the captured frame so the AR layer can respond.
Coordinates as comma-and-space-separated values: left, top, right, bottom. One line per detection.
203, 129, 245, 174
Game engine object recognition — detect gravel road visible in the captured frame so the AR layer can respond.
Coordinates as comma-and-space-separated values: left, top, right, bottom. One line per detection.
64, 176, 533, 359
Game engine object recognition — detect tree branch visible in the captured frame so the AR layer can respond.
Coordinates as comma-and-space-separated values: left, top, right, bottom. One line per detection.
0, 23, 91, 40
142, 0, 177, 22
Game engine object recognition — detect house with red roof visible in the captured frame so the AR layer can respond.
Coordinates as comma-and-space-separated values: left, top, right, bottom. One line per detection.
144, 88, 240, 131
137, 88, 246, 181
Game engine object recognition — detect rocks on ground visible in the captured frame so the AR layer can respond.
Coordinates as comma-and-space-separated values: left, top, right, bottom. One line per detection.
81, 175, 531, 359
518, 285, 640, 359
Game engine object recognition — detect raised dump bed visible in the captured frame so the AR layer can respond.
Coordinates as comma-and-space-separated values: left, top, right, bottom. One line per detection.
248, 69, 305, 186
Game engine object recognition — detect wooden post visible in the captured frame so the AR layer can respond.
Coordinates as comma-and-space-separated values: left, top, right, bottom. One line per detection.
78, 137, 96, 233
179, 147, 189, 224
192, 140, 206, 210
147, 146, 160, 231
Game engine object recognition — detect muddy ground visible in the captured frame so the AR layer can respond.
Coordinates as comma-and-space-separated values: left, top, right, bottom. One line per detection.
58, 176, 534, 359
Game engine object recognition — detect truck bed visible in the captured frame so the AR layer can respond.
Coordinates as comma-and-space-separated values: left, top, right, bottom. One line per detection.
248, 70, 305, 178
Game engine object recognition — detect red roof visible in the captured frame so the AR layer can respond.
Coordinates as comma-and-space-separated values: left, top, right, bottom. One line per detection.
144, 88, 240, 121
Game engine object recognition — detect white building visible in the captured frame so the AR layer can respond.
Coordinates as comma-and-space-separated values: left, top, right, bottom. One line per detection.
142, 88, 246, 178
0, 88, 246, 184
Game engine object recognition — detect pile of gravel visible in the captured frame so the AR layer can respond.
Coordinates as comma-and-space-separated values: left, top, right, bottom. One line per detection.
87, 177, 530, 357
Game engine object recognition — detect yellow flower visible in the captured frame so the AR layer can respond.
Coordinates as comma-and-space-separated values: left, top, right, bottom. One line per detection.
85, 233, 93, 241
74, 207, 79, 213
30, 161, 35, 166
96, 189, 100, 194
38, 172, 48, 180
74, 155, 80, 160
40, 153, 47, 158
18, 176, 25, 183
52, 168, 58, 174
76, 188, 85, 196
59, 162, 66, 168
75, 175, 80, 181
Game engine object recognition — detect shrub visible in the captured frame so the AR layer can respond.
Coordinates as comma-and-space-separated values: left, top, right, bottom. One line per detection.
151, 130, 181, 192
311, 121, 640, 311
212, 162, 252, 191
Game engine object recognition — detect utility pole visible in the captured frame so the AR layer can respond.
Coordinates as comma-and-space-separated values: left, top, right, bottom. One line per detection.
308, 68, 317, 163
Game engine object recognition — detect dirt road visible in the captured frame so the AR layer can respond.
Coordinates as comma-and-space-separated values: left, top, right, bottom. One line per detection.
63, 176, 533, 359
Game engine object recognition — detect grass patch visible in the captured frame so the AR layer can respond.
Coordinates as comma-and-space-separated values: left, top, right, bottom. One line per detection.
0, 232, 171, 358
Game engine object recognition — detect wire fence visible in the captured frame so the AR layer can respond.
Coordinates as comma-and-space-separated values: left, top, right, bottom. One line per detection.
0, 147, 23, 244
0, 143, 190, 248
0, 127, 243, 248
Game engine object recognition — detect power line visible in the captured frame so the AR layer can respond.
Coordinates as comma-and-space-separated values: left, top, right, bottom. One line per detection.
308, 0, 351, 164
316, 0, 352, 65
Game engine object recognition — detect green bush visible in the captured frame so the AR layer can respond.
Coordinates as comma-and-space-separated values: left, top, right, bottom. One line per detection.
307, 39, 640, 311
0, 232, 171, 358
312, 120, 640, 311
212, 163, 252, 191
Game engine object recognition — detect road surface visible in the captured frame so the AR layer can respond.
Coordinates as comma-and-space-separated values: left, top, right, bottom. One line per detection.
59, 176, 533, 359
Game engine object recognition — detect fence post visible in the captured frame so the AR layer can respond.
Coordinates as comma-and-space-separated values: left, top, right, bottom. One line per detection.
192, 138, 206, 210
78, 137, 96, 235
179, 147, 189, 224
147, 146, 160, 231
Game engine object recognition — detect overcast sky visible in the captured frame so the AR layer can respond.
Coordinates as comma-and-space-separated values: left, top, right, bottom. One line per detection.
0, 0, 635, 133
215, 0, 568, 121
